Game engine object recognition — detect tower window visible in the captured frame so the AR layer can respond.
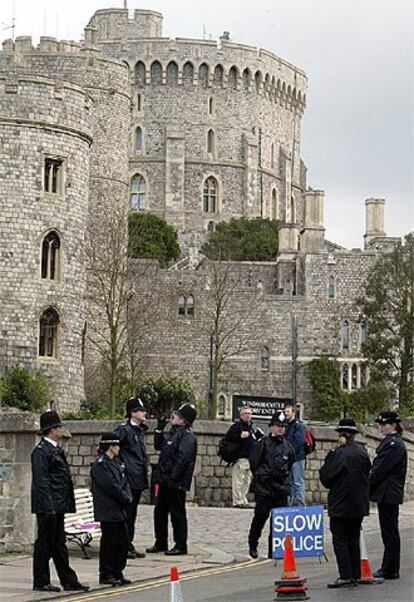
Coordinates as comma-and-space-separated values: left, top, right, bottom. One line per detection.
44, 158, 63, 194
328, 275, 335, 299
178, 295, 195, 317
360, 320, 367, 346
137, 93, 142, 111
39, 307, 59, 358
342, 363, 349, 390
207, 129, 215, 154
203, 176, 218, 213
342, 320, 350, 350
208, 96, 214, 115
41, 231, 60, 280
261, 346, 270, 370
130, 174, 146, 211
207, 221, 216, 232
135, 127, 143, 152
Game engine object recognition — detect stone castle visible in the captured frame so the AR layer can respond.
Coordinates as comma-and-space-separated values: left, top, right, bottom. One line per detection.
0, 5, 400, 412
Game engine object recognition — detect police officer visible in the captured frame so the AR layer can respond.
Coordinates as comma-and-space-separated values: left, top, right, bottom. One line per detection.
248, 410, 295, 559
115, 397, 149, 559
31, 411, 89, 592
319, 418, 371, 589
91, 432, 133, 587
370, 411, 407, 580
146, 403, 197, 556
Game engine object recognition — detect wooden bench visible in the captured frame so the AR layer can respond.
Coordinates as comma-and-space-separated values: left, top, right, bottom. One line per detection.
64, 488, 101, 559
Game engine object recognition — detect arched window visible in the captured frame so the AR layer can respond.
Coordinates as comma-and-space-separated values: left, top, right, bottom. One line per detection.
261, 346, 270, 370
130, 174, 146, 211
342, 363, 349, 390
360, 365, 368, 388
255, 71, 262, 93
178, 295, 186, 316
342, 320, 350, 350
207, 129, 215, 154
203, 176, 218, 213
198, 63, 209, 87
182, 61, 194, 85
186, 295, 194, 316
166, 61, 178, 85
207, 220, 215, 232
137, 93, 142, 111
271, 188, 278, 220
360, 320, 367, 346
39, 307, 59, 358
218, 394, 226, 417
351, 363, 358, 389
328, 275, 335, 299
242, 68, 251, 91
150, 61, 162, 85
135, 61, 146, 86
41, 231, 60, 280
228, 66, 238, 89
208, 96, 214, 115
213, 64, 224, 87
134, 126, 142, 152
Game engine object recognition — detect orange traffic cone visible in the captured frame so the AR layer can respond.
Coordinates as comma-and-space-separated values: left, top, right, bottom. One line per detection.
170, 566, 184, 602
274, 535, 309, 600
358, 529, 384, 585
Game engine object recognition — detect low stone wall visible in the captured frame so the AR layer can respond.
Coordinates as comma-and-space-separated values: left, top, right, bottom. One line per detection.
1, 410, 414, 552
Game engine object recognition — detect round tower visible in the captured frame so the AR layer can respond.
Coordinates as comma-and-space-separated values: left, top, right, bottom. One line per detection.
0, 67, 92, 410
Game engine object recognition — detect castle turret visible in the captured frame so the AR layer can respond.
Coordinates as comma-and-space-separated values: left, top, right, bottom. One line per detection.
300, 189, 325, 252
364, 197, 385, 249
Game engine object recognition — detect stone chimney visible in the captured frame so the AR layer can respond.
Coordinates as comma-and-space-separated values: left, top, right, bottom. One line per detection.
300, 189, 325, 252
364, 197, 386, 249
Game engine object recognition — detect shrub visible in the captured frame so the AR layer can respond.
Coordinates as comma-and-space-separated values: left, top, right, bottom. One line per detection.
0, 366, 52, 412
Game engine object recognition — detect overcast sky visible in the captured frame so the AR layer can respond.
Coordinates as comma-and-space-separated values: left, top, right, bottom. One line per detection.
2, 0, 413, 248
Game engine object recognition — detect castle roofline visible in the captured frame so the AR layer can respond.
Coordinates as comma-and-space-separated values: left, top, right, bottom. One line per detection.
92, 8, 163, 18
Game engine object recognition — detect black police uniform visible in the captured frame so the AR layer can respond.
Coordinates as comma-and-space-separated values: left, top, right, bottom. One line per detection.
369, 431, 407, 578
320, 440, 371, 581
248, 434, 295, 556
91, 453, 132, 583
152, 424, 197, 553
31, 438, 79, 590
115, 420, 149, 552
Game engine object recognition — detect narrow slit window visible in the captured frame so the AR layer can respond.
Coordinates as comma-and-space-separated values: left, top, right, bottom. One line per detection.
39, 307, 59, 358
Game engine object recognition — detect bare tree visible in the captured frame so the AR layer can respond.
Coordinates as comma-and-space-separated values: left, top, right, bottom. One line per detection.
204, 260, 256, 419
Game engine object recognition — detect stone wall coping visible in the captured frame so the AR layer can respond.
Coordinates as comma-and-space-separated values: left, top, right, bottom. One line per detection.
0, 410, 38, 433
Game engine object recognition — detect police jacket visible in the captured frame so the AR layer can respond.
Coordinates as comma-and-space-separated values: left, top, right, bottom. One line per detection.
154, 424, 197, 491
369, 432, 407, 505
91, 453, 132, 522
31, 438, 75, 514
319, 441, 371, 517
226, 420, 254, 460
249, 435, 294, 498
284, 419, 306, 462
115, 420, 149, 491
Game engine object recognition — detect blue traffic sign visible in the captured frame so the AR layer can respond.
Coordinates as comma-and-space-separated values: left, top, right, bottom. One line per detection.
271, 505, 324, 559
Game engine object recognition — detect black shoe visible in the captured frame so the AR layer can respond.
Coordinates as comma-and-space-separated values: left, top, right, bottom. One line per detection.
119, 578, 132, 585
249, 547, 258, 559
327, 578, 356, 588
99, 577, 122, 587
63, 582, 90, 591
146, 544, 168, 553
33, 584, 61, 592
134, 551, 146, 558
127, 550, 137, 559
373, 569, 399, 580
164, 546, 187, 556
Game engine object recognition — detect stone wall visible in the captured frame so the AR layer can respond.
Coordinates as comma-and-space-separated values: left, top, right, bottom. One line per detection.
1, 411, 414, 552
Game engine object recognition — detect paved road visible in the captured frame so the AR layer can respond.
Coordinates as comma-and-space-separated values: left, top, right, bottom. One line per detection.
58, 521, 414, 602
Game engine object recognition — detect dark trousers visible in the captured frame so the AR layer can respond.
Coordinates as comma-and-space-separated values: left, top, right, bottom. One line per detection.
33, 513, 78, 588
99, 521, 128, 581
126, 488, 143, 551
330, 516, 363, 580
378, 503, 400, 575
153, 485, 187, 551
248, 494, 288, 557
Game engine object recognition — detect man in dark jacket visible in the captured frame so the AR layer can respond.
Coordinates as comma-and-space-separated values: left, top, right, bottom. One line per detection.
319, 418, 371, 589
91, 432, 133, 587
31, 411, 89, 593
284, 403, 306, 506
146, 403, 197, 556
248, 410, 294, 559
226, 406, 255, 508
369, 411, 407, 580
115, 397, 149, 559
